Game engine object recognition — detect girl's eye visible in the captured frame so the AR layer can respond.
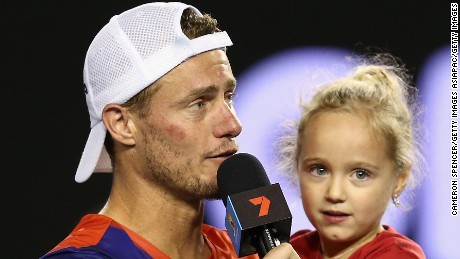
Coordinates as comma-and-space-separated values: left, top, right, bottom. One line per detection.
352, 170, 370, 180
309, 165, 328, 176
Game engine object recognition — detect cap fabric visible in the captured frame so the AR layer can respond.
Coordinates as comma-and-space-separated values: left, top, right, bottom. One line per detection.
76, 2, 233, 183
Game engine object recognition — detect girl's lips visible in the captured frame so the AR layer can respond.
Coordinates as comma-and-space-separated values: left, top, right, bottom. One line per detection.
322, 210, 350, 224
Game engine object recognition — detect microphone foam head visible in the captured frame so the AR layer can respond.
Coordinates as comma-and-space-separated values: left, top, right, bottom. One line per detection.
217, 153, 271, 206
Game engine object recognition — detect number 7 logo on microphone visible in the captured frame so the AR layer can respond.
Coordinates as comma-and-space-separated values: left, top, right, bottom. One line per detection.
249, 196, 271, 217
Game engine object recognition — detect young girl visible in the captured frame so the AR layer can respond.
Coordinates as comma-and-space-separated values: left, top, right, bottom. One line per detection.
277, 54, 425, 258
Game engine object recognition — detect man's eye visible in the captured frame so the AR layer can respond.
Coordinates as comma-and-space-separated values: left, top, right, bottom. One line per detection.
190, 100, 206, 110
225, 93, 236, 105
195, 102, 205, 109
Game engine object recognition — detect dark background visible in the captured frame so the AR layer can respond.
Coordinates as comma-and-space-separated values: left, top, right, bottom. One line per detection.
4, 1, 446, 258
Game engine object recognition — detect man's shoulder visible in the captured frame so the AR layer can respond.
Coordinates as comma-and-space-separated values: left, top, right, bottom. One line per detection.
46, 214, 112, 253
40, 214, 111, 258
41, 214, 152, 259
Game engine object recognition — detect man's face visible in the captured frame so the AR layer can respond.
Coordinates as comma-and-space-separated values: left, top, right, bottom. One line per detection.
133, 49, 242, 201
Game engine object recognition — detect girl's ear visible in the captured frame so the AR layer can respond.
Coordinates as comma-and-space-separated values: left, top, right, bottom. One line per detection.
393, 165, 411, 197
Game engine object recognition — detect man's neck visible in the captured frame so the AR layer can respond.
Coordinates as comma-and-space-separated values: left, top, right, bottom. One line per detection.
100, 171, 211, 259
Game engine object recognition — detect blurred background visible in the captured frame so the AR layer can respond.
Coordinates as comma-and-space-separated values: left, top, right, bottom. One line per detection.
4, 1, 453, 258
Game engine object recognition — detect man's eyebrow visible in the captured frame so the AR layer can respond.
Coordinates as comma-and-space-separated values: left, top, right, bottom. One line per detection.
171, 79, 238, 108
188, 85, 219, 99
188, 78, 237, 98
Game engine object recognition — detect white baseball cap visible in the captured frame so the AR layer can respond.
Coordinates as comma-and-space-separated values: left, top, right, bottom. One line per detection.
76, 2, 233, 183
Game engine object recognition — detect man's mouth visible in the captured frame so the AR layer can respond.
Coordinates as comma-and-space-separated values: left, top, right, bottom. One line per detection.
207, 148, 238, 159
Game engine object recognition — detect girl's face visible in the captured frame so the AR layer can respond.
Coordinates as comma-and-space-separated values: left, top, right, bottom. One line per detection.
297, 111, 408, 248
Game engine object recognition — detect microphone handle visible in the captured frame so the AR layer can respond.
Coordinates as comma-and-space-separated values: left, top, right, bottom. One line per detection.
253, 225, 280, 257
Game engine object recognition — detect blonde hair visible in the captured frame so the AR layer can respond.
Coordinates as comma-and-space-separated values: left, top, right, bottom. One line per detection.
277, 54, 425, 209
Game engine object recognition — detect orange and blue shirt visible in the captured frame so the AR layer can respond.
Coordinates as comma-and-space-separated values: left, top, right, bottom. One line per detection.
41, 214, 259, 259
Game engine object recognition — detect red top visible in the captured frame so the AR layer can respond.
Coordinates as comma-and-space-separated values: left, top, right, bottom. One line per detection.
290, 225, 425, 259
43, 214, 259, 259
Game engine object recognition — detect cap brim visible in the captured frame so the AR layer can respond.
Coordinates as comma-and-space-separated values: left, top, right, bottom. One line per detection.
75, 121, 109, 183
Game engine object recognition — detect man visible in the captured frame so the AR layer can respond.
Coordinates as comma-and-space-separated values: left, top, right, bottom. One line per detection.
42, 2, 298, 258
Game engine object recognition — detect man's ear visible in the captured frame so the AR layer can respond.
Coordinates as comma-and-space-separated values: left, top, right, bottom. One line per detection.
102, 104, 136, 146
